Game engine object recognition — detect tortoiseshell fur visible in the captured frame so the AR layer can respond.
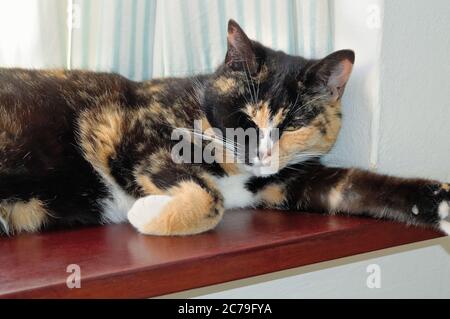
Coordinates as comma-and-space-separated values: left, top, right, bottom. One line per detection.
1, 20, 449, 236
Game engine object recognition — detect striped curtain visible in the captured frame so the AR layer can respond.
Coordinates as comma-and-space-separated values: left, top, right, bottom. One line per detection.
0, 0, 333, 80
71, 0, 157, 80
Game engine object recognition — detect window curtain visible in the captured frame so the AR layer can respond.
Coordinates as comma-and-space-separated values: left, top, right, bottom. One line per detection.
0, 0, 333, 80
0, 0, 67, 68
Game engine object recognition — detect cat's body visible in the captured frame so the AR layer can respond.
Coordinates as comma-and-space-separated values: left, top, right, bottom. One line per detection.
1, 20, 449, 236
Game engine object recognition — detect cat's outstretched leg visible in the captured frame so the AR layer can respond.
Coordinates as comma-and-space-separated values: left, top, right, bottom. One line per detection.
127, 175, 224, 236
256, 164, 450, 234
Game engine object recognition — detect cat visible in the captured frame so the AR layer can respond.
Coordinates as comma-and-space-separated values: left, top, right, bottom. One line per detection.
0, 19, 449, 236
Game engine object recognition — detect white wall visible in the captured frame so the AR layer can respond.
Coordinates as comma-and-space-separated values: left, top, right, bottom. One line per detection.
377, 0, 450, 181
326, 0, 450, 183
323, 0, 384, 169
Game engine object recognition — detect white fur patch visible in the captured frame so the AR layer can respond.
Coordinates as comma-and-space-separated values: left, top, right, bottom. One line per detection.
438, 201, 449, 219
127, 195, 172, 231
439, 220, 450, 235
213, 174, 257, 209
258, 127, 274, 160
328, 188, 343, 211
411, 205, 419, 215
0, 215, 9, 234
100, 177, 136, 224
246, 124, 279, 177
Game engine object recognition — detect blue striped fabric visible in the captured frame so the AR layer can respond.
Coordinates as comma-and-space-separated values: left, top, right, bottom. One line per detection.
112, 0, 123, 74
0, 0, 333, 80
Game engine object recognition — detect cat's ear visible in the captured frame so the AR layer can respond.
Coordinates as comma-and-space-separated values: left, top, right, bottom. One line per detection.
307, 49, 355, 102
225, 19, 257, 74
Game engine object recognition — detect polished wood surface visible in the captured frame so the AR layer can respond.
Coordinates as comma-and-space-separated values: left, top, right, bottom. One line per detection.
0, 209, 443, 298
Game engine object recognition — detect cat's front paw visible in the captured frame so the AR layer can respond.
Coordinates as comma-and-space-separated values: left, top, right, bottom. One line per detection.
433, 183, 450, 219
127, 195, 172, 233
411, 183, 450, 235
436, 183, 450, 235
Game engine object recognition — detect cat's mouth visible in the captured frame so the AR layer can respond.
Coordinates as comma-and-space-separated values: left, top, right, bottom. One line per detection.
242, 149, 325, 177
248, 166, 279, 177
243, 157, 280, 177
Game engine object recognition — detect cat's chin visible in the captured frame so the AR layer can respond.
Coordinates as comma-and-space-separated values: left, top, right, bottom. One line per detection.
243, 165, 279, 177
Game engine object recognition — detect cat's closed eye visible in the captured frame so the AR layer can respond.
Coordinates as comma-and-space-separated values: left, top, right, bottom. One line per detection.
283, 126, 298, 132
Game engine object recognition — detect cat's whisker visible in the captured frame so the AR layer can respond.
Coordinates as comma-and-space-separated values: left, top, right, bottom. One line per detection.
188, 131, 239, 153
256, 72, 261, 103
241, 61, 257, 105
291, 93, 329, 117
196, 134, 245, 157
156, 123, 241, 155
292, 92, 301, 109
247, 63, 259, 105
173, 125, 247, 153
283, 166, 307, 174
224, 108, 246, 120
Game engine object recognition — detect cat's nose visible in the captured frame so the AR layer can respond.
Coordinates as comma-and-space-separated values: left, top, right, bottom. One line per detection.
258, 127, 274, 164
259, 149, 271, 159
258, 149, 272, 163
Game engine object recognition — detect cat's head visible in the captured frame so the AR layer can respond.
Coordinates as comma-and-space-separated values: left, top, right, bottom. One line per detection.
202, 20, 354, 176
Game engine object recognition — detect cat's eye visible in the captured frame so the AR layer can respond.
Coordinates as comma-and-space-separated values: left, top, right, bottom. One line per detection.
283, 126, 297, 132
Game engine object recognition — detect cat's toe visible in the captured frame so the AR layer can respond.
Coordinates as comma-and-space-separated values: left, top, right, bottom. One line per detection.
424, 183, 450, 234
438, 201, 449, 219
440, 183, 450, 192
439, 220, 450, 235
127, 195, 172, 232
409, 184, 450, 226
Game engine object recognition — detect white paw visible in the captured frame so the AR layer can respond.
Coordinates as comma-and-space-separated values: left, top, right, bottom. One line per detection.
438, 201, 449, 219
127, 195, 172, 231
439, 220, 450, 235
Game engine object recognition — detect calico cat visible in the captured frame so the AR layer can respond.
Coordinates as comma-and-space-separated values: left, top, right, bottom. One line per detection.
0, 20, 449, 236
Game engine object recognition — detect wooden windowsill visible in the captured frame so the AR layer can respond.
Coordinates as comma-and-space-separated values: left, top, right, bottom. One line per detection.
0, 209, 443, 298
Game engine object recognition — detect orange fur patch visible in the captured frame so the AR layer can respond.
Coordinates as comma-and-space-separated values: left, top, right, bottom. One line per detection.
245, 102, 286, 129
272, 108, 286, 127
246, 101, 271, 128
277, 101, 342, 168
260, 184, 286, 207
141, 180, 224, 235
328, 168, 354, 212
147, 83, 165, 94
1, 198, 48, 234
279, 126, 320, 154
44, 70, 67, 79
213, 77, 237, 94
135, 175, 165, 195
78, 104, 125, 174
